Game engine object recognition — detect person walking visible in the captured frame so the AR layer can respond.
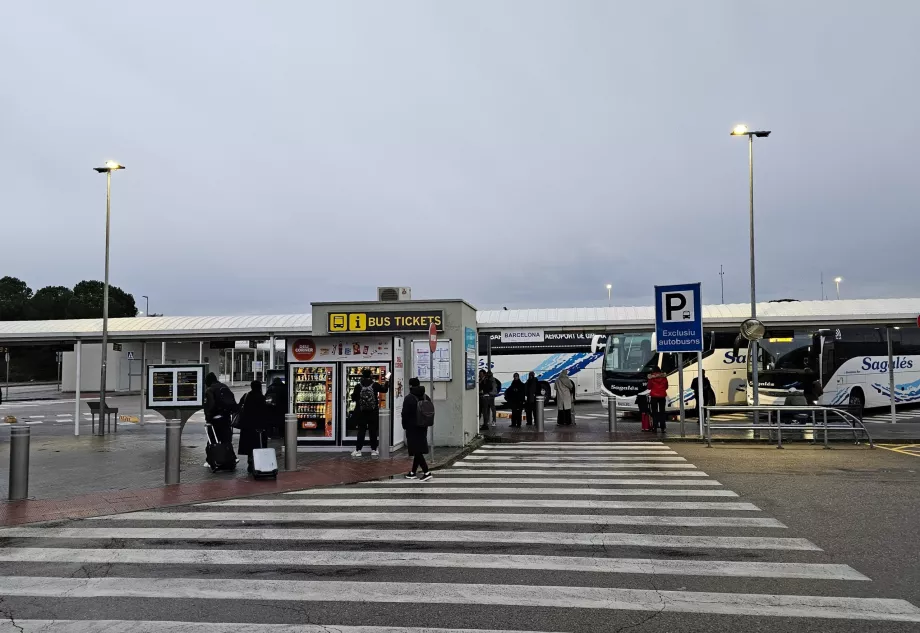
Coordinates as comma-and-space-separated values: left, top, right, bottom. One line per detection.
689, 369, 715, 418
480, 370, 498, 430
505, 372, 525, 427
555, 369, 575, 426
203, 372, 238, 471
524, 371, 539, 425
237, 380, 267, 473
401, 377, 433, 481
647, 366, 669, 433
264, 376, 288, 438
350, 368, 389, 457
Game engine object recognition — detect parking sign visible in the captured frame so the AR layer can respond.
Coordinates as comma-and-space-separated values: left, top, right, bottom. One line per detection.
654, 283, 703, 352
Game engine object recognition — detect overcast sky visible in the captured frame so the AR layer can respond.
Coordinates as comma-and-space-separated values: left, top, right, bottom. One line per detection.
2, 1, 917, 316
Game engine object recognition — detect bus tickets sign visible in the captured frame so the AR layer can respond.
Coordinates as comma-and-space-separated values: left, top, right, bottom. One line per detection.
654, 283, 703, 353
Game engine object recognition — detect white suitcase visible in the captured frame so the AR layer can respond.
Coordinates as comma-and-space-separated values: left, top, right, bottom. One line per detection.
250, 433, 278, 479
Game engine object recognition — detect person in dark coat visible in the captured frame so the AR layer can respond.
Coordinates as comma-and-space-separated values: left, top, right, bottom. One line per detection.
505, 373, 526, 427
203, 372, 234, 444
401, 378, 432, 481
350, 368, 389, 457
264, 376, 288, 438
524, 371, 538, 425
689, 370, 715, 417
237, 380, 267, 472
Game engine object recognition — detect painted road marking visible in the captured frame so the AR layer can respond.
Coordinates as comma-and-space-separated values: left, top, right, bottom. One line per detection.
452, 462, 698, 469
283, 487, 736, 498
92, 511, 782, 528
0, 548, 863, 580
435, 469, 710, 476
463, 455, 685, 461
214, 498, 756, 510
0, 527, 818, 550
877, 444, 920, 458
371, 477, 723, 486
0, 623, 573, 633
0, 578, 914, 621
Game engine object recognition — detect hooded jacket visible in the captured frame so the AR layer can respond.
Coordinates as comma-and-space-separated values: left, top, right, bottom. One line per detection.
647, 371, 669, 399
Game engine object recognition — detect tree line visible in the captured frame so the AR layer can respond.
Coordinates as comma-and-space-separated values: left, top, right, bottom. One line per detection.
0, 276, 138, 382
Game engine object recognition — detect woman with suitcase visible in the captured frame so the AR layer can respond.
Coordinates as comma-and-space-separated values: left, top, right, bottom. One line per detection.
237, 380, 267, 474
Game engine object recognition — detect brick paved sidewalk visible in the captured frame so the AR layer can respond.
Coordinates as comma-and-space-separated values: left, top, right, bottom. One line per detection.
0, 447, 468, 527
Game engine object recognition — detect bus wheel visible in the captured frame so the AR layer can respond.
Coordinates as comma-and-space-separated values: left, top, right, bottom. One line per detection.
848, 389, 865, 418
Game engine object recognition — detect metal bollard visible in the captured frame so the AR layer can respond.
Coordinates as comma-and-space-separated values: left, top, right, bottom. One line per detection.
284, 413, 298, 471
9, 424, 30, 500
535, 396, 545, 432
165, 420, 181, 485
378, 408, 390, 459
607, 397, 617, 433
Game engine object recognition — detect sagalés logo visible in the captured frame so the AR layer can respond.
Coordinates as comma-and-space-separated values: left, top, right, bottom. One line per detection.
292, 338, 317, 361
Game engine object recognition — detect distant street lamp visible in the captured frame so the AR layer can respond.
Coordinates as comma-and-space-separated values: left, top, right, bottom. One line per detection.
730, 124, 770, 409
606, 284, 612, 306
142, 295, 149, 317
834, 277, 843, 300
93, 160, 125, 435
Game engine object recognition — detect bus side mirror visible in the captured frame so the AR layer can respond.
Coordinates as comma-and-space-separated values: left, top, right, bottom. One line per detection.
732, 334, 744, 360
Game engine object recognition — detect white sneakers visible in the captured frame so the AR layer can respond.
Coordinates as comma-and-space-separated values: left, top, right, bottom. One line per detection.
371, 450, 379, 457
351, 450, 362, 457
352, 449, 380, 457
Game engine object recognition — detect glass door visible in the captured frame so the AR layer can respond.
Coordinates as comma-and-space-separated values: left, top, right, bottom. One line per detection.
290, 363, 336, 443
342, 362, 390, 441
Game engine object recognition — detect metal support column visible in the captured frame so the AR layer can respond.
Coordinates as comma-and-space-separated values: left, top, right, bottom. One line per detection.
199, 341, 203, 364
161, 342, 166, 363
607, 397, 617, 433
269, 335, 276, 370
165, 420, 181, 485
8, 425, 30, 500
379, 408, 390, 459
284, 413, 297, 471
535, 395, 545, 432
697, 351, 704, 436
74, 340, 82, 437
887, 326, 897, 423
677, 352, 686, 438
139, 342, 146, 426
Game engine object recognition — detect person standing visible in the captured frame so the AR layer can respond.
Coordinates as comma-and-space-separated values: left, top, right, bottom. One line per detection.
478, 369, 490, 431
264, 376, 288, 438
647, 366, 669, 433
401, 377, 433, 481
203, 372, 238, 471
351, 368, 389, 457
505, 373, 525, 427
555, 370, 575, 426
689, 369, 714, 418
524, 371, 539, 425
237, 380, 267, 473
480, 370, 498, 430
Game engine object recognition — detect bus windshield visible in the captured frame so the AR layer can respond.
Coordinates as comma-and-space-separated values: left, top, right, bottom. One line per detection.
604, 332, 656, 373
751, 331, 816, 372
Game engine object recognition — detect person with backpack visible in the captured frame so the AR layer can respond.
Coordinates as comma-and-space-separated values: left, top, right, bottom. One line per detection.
203, 372, 239, 471
524, 371, 539, 426
505, 373, 526, 427
264, 376, 288, 438
401, 377, 434, 481
350, 368, 389, 457
647, 366, 669, 433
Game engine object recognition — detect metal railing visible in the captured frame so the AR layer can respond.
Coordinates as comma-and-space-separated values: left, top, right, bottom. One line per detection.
703, 405, 874, 449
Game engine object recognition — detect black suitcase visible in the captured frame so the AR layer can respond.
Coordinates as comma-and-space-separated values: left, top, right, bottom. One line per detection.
206, 425, 237, 472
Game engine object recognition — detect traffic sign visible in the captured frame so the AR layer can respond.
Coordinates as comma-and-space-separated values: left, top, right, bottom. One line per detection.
654, 283, 703, 353
428, 322, 438, 353
127, 351, 135, 360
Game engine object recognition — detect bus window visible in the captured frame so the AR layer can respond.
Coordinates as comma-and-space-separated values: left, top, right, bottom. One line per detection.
604, 333, 655, 373
752, 330, 815, 371
895, 328, 920, 355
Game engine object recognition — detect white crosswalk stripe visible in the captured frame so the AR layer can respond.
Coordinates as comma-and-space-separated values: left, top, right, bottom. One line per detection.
0, 441, 915, 629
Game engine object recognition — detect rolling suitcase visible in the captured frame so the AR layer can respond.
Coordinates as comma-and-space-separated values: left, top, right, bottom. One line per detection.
206, 424, 237, 472
250, 431, 278, 479
641, 413, 652, 432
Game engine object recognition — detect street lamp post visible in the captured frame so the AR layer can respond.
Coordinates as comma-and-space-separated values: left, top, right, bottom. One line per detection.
142, 295, 149, 317
730, 125, 770, 409
606, 284, 612, 306
834, 277, 843, 300
93, 160, 125, 436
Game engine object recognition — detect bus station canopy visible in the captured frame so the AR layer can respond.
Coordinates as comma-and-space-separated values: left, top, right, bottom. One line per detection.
0, 298, 917, 344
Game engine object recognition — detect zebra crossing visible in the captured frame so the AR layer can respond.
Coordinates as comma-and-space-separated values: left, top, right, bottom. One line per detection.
0, 441, 916, 631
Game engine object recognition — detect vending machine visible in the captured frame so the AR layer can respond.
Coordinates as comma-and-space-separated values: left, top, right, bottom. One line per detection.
289, 363, 337, 444
342, 363, 390, 442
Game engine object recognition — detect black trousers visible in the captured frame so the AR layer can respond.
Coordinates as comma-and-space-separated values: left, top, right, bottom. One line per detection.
650, 397, 667, 430
355, 410, 379, 451
524, 402, 535, 424
412, 453, 429, 473
511, 407, 523, 427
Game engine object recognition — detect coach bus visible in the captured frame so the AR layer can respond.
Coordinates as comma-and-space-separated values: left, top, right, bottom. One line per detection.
600, 331, 745, 413
479, 332, 607, 404
746, 326, 920, 415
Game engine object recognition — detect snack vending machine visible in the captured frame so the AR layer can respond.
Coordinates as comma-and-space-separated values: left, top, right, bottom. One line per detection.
290, 363, 336, 444
342, 363, 390, 443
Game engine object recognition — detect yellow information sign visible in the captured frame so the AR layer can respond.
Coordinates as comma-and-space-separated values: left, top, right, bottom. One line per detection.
327, 310, 443, 333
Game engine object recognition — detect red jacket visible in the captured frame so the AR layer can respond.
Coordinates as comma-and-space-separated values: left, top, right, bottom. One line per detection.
647, 372, 669, 399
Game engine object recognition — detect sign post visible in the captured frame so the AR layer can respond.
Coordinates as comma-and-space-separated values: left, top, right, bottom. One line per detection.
654, 283, 704, 435
428, 322, 437, 462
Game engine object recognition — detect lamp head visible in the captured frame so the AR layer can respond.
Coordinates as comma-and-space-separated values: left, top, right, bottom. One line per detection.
731, 124, 749, 136
94, 161, 126, 173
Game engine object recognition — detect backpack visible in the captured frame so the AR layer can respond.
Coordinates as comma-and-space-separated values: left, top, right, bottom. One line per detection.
358, 383, 377, 412
416, 396, 435, 428
215, 385, 239, 417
